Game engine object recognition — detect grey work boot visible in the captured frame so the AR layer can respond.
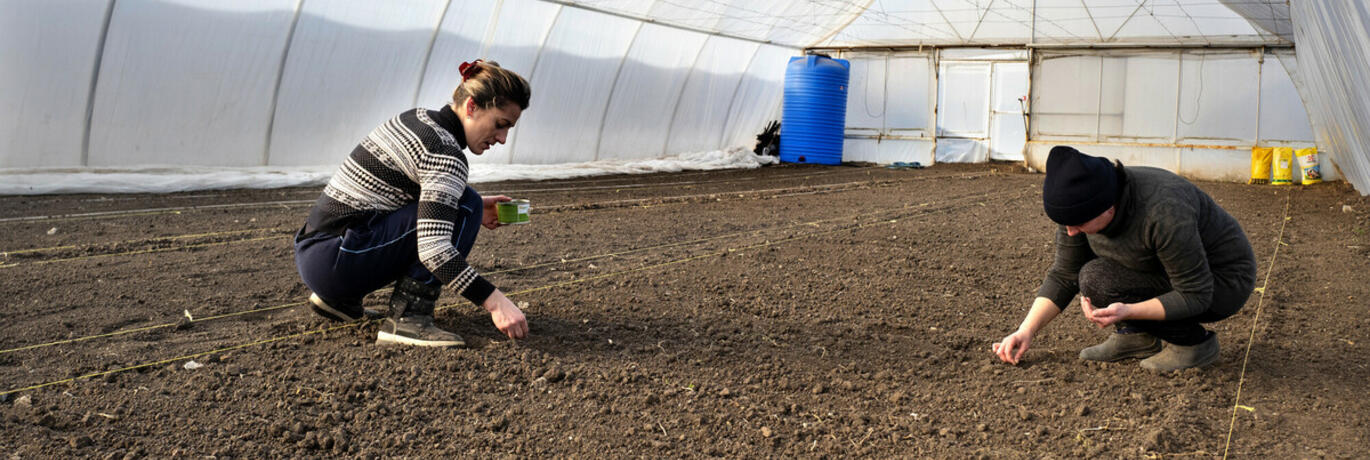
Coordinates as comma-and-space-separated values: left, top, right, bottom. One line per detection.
1140, 333, 1219, 372
308, 293, 381, 322
375, 277, 465, 347
1079, 330, 1163, 362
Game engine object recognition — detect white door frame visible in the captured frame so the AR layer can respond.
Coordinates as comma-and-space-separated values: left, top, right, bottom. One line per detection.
989, 61, 1029, 161
935, 58, 1028, 162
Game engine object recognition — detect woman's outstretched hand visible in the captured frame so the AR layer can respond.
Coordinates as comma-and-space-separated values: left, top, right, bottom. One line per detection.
483, 289, 528, 339
482, 195, 512, 230
992, 329, 1033, 365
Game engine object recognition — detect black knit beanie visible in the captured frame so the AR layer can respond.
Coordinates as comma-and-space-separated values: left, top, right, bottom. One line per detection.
1042, 146, 1118, 226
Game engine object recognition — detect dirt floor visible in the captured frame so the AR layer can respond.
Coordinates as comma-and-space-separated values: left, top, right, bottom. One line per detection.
1, 162, 1367, 458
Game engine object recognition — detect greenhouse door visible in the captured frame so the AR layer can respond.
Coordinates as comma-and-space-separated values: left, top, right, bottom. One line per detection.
988, 62, 1028, 161
936, 60, 1028, 162
936, 62, 990, 162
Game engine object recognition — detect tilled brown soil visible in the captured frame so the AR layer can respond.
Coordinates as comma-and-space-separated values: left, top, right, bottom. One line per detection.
1, 163, 1367, 458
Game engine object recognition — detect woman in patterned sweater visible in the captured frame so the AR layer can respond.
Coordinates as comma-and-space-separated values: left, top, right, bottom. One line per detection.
294, 60, 530, 347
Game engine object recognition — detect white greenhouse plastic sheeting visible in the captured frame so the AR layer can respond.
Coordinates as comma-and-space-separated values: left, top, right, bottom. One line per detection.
2, 0, 1368, 195
0, 148, 776, 195
1, 0, 796, 173
1023, 48, 1328, 184
1287, 2, 1370, 195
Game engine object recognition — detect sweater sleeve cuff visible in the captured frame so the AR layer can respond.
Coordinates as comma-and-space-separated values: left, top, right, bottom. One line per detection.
1036, 283, 1076, 311
459, 275, 496, 306
1156, 290, 1197, 320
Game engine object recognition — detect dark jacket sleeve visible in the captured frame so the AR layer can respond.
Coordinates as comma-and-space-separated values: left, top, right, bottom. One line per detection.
1036, 226, 1095, 310
1148, 201, 1214, 320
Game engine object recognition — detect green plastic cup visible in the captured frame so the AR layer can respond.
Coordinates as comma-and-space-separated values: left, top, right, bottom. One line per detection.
496, 199, 530, 224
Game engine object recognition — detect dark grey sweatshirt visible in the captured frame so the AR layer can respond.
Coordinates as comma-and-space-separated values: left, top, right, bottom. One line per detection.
1036, 165, 1258, 320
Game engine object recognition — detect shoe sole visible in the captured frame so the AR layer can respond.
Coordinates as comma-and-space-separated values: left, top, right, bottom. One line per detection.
308, 293, 381, 322
1140, 346, 1219, 371
375, 330, 465, 347
1080, 343, 1163, 362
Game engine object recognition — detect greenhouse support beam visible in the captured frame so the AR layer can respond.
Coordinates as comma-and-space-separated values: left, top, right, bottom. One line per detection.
1024, 47, 1034, 145
533, 0, 792, 49
1254, 48, 1265, 146
593, 22, 645, 161
1081, 0, 1104, 41
262, 0, 306, 167
1101, 0, 1133, 42
930, 48, 940, 166
807, 0, 876, 49
1026, 140, 1244, 150
930, 1, 964, 43
715, 43, 764, 151
478, 0, 505, 58
807, 43, 1292, 53
505, 3, 564, 164
1027, 43, 1292, 50
1172, 51, 1184, 146
412, 0, 455, 108
881, 54, 889, 136
661, 36, 712, 157
1095, 55, 1103, 142
967, 0, 996, 45
81, 0, 118, 167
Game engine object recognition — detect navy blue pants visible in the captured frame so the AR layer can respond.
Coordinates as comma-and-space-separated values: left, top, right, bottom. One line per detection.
1078, 258, 1252, 346
294, 186, 483, 304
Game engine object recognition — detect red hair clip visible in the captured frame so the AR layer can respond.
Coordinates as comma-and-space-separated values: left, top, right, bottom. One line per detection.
459, 59, 483, 81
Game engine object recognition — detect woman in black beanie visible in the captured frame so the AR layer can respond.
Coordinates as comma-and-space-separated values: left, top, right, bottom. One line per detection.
992, 146, 1257, 371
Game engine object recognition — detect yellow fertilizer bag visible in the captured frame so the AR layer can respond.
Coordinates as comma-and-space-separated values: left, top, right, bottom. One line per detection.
1249, 147, 1273, 184
1271, 147, 1294, 185
1296, 147, 1322, 185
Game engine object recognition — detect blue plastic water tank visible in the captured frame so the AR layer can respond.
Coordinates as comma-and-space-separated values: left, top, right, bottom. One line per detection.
780, 55, 850, 165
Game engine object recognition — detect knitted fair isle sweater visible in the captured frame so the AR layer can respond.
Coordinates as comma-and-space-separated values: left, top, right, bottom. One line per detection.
304, 104, 496, 305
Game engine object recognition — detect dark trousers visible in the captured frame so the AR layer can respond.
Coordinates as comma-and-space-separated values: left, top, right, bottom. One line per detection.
294, 186, 483, 304
1078, 258, 1252, 345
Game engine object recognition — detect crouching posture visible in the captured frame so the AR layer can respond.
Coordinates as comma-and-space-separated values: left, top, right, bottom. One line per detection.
993, 146, 1257, 371
293, 60, 530, 346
